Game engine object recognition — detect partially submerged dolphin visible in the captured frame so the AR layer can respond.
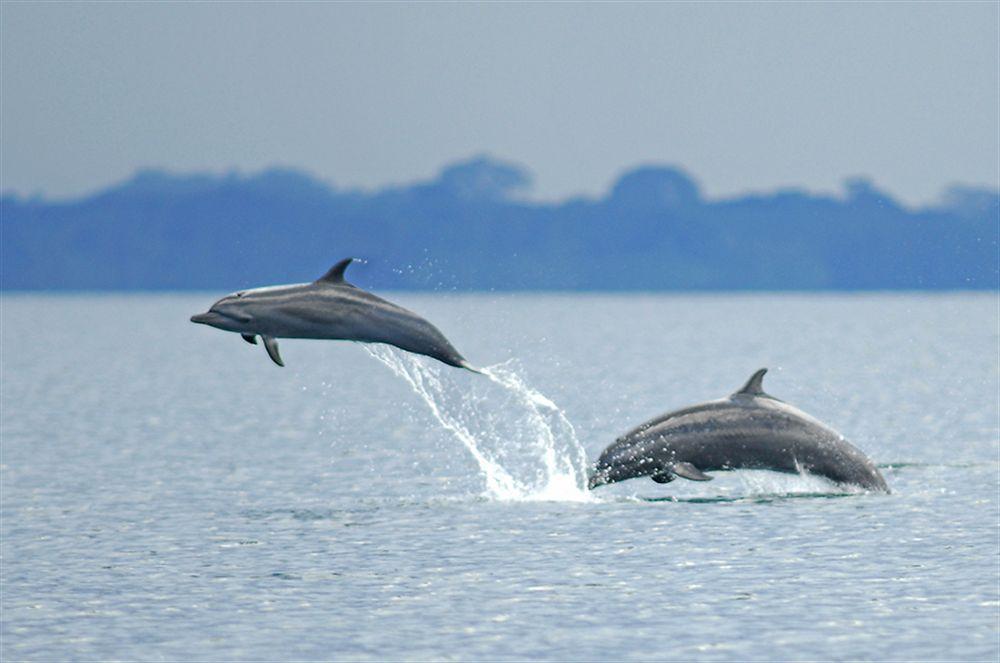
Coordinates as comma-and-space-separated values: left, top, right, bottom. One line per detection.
190, 258, 478, 371
589, 369, 888, 492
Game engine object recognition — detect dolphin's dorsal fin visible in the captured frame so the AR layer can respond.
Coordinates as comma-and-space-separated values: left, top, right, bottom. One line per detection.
316, 258, 355, 285
735, 368, 769, 397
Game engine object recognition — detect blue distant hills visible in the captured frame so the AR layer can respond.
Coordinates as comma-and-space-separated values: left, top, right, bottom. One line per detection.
2, 156, 997, 291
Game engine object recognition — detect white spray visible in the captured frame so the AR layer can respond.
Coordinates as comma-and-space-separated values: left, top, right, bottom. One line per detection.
363, 345, 592, 502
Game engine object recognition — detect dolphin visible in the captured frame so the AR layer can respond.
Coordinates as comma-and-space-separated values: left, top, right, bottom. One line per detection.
190, 258, 479, 371
589, 368, 888, 492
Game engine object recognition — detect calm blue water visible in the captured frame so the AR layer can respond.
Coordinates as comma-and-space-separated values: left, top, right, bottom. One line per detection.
2, 293, 998, 661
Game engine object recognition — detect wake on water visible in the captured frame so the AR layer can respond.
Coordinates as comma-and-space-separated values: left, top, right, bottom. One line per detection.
363, 345, 864, 503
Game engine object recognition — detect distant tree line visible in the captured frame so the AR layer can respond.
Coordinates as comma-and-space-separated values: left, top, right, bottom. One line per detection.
2, 156, 997, 291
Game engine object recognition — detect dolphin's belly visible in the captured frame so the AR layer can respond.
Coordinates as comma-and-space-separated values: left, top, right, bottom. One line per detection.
670, 428, 831, 474
247, 289, 400, 341
650, 417, 824, 473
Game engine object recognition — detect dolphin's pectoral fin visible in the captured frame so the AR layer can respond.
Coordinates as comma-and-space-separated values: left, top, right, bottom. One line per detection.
650, 472, 675, 484
261, 336, 284, 367
241, 334, 257, 345
669, 462, 713, 482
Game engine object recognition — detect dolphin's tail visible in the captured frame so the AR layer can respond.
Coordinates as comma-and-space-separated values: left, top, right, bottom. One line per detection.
459, 360, 484, 375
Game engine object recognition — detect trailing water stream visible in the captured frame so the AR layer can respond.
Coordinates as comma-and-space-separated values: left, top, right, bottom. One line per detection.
364, 345, 591, 501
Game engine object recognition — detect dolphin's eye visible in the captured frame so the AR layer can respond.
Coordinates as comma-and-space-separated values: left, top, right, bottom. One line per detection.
236, 292, 245, 298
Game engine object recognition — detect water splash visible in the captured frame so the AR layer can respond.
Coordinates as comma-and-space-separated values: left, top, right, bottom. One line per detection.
363, 345, 592, 502
608, 469, 860, 503
736, 468, 857, 495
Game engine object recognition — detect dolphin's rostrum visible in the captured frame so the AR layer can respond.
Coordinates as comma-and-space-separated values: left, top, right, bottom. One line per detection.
191, 258, 478, 371
589, 369, 889, 492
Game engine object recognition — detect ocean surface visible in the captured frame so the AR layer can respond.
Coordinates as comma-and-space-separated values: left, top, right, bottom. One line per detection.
2, 293, 998, 661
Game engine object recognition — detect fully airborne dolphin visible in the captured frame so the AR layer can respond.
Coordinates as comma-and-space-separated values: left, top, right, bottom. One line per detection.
589, 368, 888, 492
190, 258, 478, 371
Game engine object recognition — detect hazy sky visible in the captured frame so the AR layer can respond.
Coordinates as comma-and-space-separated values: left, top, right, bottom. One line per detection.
2, 2, 997, 205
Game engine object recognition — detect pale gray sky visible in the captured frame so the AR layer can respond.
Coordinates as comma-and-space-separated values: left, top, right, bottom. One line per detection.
2, 2, 997, 205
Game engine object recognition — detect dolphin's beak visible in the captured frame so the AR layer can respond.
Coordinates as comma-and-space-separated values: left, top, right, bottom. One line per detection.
190, 311, 219, 325
587, 468, 609, 490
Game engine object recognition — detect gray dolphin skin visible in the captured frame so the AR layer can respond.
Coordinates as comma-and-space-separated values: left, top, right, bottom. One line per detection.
190, 258, 478, 371
589, 368, 889, 492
